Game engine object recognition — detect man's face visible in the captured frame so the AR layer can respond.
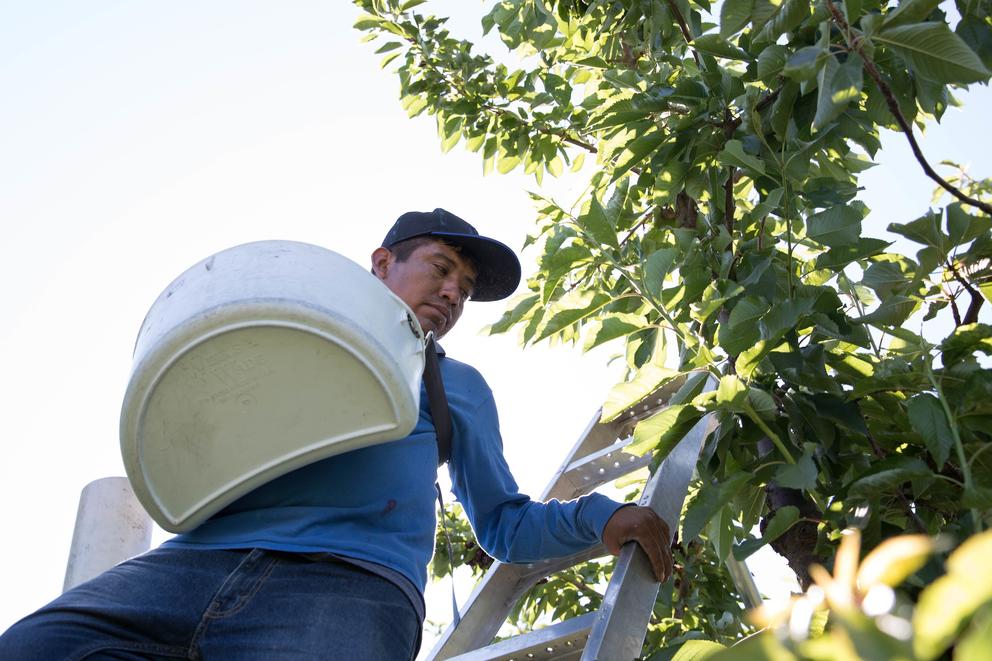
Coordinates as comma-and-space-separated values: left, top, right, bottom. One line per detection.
372, 240, 478, 339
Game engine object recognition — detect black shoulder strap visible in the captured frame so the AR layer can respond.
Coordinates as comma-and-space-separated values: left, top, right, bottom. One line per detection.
424, 333, 462, 624
423, 333, 452, 466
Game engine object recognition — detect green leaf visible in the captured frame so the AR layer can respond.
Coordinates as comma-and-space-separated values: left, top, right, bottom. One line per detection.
760, 296, 817, 341
602, 364, 681, 422
583, 313, 647, 351
578, 196, 619, 248
716, 375, 748, 409
810, 393, 869, 434
861, 258, 914, 298
643, 248, 679, 297
914, 529, 992, 660
736, 340, 773, 378
541, 244, 592, 303
940, 323, 992, 367
693, 34, 750, 60
748, 388, 777, 419
707, 632, 794, 659
374, 41, 403, 54
754, 0, 811, 46
848, 456, 931, 499
855, 295, 920, 326
815, 238, 892, 270
612, 129, 666, 182
717, 139, 766, 175
536, 290, 613, 342
733, 506, 800, 560
718, 296, 768, 355
883, 0, 942, 29
946, 203, 992, 246
774, 451, 818, 490
955, 610, 992, 661
813, 54, 863, 130
770, 81, 800, 139
756, 45, 789, 82
487, 294, 540, 335
958, 15, 992, 71
783, 46, 829, 81
353, 13, 383, 30
683, 472, 751, 542
807, 202, 867, 247
710, 506, 736, 561
906, 393, 953, 469
875, 23, 992, 84
844, 0, 863, 23
631, 404, 704, 458
720, 0, 755, 37
888, 210, 947, 251
670, 640, 727, 660
691, 280, 744, 325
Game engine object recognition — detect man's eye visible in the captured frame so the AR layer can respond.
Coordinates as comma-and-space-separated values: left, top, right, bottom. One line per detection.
434, 264, 448, 276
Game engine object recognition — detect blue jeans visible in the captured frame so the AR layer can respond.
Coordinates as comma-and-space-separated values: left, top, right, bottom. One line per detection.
0, 547, 422, 660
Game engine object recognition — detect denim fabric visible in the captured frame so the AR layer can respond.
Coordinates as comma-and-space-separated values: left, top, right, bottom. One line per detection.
0, 547, 421, 660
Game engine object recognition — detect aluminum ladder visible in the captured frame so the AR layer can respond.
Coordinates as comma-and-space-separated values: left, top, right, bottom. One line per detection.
427, 372, 760, 660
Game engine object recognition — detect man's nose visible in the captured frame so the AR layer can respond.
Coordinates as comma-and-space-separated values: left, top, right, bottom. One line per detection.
439, 279, 460, 306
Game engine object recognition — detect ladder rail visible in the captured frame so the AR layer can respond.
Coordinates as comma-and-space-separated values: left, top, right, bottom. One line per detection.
581, 411, 718, 660
428, 372, 725, 660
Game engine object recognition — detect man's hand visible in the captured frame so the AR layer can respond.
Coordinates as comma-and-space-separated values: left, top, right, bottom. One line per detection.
602, 505, 674, 583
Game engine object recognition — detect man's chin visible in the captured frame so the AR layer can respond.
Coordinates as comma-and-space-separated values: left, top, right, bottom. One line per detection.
418, 317, 446, 339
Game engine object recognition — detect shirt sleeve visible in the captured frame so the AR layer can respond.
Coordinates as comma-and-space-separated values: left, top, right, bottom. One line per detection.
446, 376, 626, 564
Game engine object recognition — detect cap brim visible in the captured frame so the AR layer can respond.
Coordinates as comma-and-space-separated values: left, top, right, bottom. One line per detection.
430, 232, 521, 302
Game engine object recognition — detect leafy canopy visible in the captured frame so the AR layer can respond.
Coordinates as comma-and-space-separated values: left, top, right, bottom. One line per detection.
356, 0, 992, 657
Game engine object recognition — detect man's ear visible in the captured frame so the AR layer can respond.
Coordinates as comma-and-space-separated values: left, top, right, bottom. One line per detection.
371, 247, 393, 280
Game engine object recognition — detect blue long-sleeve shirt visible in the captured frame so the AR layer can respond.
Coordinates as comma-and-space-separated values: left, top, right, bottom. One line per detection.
165, 350, 624, 599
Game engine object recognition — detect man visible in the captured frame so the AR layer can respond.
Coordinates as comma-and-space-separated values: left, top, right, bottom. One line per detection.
1, 208, 673, 660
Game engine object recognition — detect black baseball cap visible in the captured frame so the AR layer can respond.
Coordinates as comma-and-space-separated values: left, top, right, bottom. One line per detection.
382, 208, 521, 302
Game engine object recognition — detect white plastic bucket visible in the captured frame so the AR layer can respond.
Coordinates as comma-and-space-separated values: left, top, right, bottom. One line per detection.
120, 240, 425, 533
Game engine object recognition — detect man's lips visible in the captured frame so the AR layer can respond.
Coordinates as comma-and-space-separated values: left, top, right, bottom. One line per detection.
425, 302, 451, 328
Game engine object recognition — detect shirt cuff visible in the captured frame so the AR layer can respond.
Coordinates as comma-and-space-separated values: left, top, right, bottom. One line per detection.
584, 494, 636, 543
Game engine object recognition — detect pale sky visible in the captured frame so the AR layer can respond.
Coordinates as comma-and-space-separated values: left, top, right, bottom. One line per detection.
1, 0, 988, 653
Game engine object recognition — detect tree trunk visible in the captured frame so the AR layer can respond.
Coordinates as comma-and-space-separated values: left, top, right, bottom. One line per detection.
758, 438, 823, 591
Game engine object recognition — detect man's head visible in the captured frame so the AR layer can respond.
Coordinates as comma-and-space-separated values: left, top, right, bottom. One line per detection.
371, 208, 521, 338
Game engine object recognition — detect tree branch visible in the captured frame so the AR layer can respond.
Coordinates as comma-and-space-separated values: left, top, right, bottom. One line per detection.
824, 0, 992, 216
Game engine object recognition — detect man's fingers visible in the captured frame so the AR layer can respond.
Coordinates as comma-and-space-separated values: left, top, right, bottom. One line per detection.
603, 506, 675, 583
637, 523, 672, 583
634, 512, 672, 583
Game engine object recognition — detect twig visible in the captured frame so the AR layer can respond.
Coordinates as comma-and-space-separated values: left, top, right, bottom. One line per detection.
723, 109, 737, 237
619, 207, 656, 248
663, 0, 703, 68
725, 168, 736, 240
824, 0, 992, 216
755, 86, 782, 113
557, 573, 604, 602
947, 260, 985, 324
948, 287, 963, 326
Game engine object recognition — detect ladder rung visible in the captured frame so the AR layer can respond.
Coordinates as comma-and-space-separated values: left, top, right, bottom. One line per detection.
546, 438, 649, 502
429, 546, 611, 657
444, 612, 597, 661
